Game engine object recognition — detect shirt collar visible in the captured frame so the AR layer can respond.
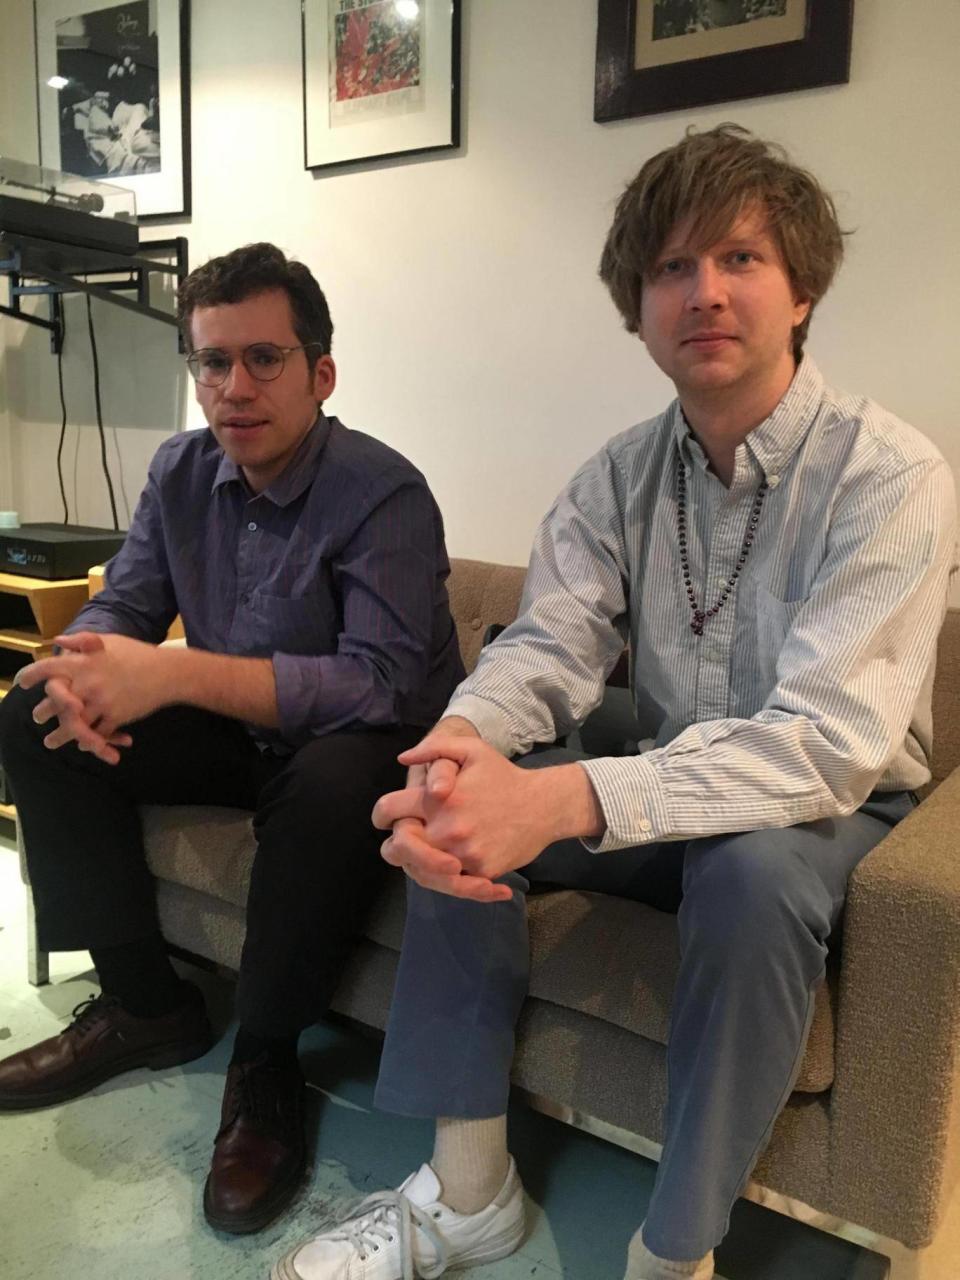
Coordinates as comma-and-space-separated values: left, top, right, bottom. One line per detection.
670, 356, 826, 479
211, 412, 332, 505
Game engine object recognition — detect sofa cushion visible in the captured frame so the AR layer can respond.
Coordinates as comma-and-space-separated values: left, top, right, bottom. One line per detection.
142, 804, 835, 1092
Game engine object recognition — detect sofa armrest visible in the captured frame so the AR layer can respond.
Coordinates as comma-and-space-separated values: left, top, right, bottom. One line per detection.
828, 766, 960, 1246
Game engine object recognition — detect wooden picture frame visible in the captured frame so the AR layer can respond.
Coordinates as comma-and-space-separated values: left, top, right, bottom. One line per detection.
595, 1, 854, 123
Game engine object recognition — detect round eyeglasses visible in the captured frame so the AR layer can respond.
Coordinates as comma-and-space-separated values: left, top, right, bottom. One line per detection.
185, 342, 325, 387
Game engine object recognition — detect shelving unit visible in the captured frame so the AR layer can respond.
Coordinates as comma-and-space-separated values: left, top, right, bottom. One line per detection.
0, 572, 90, 823
0, 231, 188, 354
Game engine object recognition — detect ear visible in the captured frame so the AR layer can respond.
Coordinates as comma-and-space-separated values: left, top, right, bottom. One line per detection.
792, 295, 812, 328
311, 354, 337, 404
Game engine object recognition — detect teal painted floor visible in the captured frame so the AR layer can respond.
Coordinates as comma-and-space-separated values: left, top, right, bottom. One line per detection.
0, 826, 891, 1279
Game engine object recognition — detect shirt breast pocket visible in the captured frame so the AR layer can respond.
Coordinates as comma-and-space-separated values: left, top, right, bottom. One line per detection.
245, 590, 337, 656
754, 585, 805, 691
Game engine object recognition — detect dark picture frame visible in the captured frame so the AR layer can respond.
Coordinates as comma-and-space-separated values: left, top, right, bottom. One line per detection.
34, 0, 191, 221
302, 0, 461, 173
595, 1, 854, 123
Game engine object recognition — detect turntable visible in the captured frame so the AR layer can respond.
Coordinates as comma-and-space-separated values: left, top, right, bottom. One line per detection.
0, 155, 138, 256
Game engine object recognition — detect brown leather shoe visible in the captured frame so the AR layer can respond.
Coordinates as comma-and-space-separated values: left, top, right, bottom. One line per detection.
0, 989, 214, 1111
203, 1056, 307, 1234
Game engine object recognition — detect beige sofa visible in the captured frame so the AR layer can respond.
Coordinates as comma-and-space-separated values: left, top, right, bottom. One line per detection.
18, 557, 960, 1263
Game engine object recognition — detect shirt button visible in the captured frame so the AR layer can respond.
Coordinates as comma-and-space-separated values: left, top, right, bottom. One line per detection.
767, 474, 781, 488
639, 819, 652, 834
704, 645, 721, 662
247, 521, 258, 532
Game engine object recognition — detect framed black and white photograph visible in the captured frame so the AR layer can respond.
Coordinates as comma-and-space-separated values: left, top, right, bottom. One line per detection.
302, 0, 460, 173
595, 1, 854, 122
34, 0, 190, 220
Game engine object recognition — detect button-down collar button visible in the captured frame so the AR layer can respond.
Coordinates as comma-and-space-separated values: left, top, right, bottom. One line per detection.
247, 521, 258, 532
767, 474, 781, 488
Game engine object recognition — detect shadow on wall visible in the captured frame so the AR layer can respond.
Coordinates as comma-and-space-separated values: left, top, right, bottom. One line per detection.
6, 276, 185, 435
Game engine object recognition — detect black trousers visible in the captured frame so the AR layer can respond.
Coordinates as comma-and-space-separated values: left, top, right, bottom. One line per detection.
0, 685, 419, 1037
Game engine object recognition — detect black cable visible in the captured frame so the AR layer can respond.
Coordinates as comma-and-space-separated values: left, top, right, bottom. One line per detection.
55, 306, 70, 524
84, 293, 119, 531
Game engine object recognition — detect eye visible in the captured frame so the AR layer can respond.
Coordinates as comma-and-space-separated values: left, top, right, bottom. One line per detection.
198, 351, 230, 373
248, 345, 283, 369
656, 258, 688, 277
728, 250, 757, 266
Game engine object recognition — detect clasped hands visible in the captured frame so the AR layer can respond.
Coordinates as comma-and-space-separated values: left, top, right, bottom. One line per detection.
18, 631, 170, 765
372, 723, 605, 903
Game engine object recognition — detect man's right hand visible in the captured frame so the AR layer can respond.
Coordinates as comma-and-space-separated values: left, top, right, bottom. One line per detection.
25, 635, 133, 765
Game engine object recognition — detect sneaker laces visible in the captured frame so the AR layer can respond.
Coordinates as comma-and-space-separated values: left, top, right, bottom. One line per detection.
328, 1188, 449, 1280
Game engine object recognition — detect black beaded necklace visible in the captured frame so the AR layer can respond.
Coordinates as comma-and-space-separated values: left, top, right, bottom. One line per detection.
677, 453, 768, 636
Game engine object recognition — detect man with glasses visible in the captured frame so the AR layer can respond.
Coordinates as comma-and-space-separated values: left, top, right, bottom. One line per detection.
0, 242, 464, 1234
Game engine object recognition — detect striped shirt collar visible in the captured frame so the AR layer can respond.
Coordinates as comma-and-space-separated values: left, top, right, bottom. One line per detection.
671, 355, 825, 480
211, 412, 331, 506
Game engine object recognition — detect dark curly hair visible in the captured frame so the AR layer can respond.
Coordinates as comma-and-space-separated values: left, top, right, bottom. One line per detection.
176, 242, 334, 355
599, 125, 846, 362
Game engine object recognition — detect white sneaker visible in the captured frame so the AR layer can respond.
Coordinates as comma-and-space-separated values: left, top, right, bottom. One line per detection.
271, 1159, 525, 1280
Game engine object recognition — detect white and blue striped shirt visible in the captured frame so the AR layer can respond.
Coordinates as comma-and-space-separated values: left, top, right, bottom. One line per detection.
447, 358, 957, 850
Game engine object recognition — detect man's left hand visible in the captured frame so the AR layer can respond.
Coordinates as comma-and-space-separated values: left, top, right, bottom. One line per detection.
373, 736, 604, 901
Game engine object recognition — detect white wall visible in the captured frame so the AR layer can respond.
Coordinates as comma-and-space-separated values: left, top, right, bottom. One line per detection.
1, 0, 959, 596
0, 0, 39, 510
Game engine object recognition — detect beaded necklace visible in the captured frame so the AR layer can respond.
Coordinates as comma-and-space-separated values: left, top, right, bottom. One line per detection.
677, 453, 768, 636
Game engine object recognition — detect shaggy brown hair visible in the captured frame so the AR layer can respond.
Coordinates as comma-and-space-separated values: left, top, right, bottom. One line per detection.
176, 242, 333, 355
599, 125, 845, 360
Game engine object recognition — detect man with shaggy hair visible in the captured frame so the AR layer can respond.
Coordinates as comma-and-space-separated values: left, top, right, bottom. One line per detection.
275, 127, 956, 1280
0, 243, 463, 1234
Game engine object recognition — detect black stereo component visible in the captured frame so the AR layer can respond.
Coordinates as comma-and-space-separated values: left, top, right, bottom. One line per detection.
0, 524, 126, 581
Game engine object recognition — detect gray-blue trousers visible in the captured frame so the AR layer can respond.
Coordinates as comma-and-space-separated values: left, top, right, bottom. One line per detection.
375, 747, 914, 1260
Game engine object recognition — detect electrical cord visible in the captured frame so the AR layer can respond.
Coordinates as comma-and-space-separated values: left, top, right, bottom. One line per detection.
55, 305, 70, 524
84, 293, 119, 531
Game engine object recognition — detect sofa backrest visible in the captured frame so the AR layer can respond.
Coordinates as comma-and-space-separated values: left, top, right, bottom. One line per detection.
447, 557, 527, 673
930, 609, 960, 789
447, 559, 960, 792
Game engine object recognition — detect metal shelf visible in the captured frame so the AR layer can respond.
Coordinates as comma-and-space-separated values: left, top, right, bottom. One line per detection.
0, 229, 188, 353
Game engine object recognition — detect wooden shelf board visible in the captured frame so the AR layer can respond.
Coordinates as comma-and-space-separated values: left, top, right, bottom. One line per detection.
0, 630, 48, 654
0, 573, 87, 596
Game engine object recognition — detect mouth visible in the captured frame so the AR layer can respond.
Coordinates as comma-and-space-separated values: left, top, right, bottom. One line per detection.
220, 417, 269, 430
682, 333, 737, 350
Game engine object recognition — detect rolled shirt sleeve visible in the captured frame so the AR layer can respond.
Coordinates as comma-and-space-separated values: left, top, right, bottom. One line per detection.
64, 458, 178, 643
272, 478, 453, 742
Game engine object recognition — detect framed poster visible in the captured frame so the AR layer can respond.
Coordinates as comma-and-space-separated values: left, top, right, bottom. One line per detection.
34, 0, 191, 220
302, 0, 460, 172
595, 1, 854, 122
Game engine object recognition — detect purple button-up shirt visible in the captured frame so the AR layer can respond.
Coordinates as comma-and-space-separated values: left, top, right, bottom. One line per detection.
69, 414, 465, 750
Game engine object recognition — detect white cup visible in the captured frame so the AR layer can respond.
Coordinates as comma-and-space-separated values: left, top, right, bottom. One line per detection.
0, 511, 19, 528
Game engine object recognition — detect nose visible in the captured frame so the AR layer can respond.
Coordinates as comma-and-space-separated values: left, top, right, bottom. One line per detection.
685, 258, 728, 312
221, 356, 258, 400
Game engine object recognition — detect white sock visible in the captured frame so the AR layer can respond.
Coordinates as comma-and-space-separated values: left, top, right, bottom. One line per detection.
624, 1225, 715, 1280
430, 1115, 510, 1215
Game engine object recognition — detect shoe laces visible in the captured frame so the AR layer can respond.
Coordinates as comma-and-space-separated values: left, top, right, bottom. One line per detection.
328, 1188, 448, 1280
66, 994, 122, 1038
219, 1056, 301, 1140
